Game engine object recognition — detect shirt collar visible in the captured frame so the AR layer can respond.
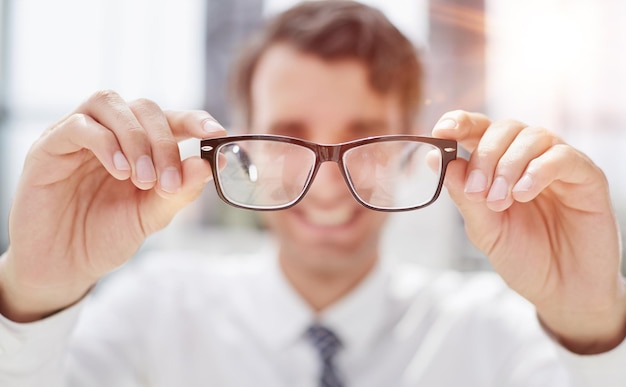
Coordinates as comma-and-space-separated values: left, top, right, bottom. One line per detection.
239, 253, 389, 353
237, 253, 314, 351
318, 260, 389, 354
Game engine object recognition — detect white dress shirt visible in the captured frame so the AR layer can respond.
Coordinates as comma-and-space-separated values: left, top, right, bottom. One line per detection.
1, 250, 625, 387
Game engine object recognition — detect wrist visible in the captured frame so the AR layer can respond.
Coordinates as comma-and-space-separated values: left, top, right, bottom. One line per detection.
538, 283, 626, 354
0, 251, 93, 323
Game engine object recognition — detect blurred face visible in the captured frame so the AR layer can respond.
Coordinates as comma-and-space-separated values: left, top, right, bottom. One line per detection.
250, 44, 404, 275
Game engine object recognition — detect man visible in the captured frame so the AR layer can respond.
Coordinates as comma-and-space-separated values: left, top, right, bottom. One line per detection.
0, 1, 625, 386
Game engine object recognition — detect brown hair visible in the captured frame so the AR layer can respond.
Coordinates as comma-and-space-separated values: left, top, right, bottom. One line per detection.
230, 0, 423, 131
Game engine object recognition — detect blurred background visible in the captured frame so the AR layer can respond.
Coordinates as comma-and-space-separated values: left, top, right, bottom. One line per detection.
1, 0, 624, 272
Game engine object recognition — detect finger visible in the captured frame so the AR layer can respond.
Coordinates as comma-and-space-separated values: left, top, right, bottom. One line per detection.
482, 126, 561, 211
511, 144, 608, 211
462, 120, 529, 203
431, 110, 492, 152
28, 113, 131, 185
164, 110, 226, 141
77, 90, 157, 190
129, 99, 183, 196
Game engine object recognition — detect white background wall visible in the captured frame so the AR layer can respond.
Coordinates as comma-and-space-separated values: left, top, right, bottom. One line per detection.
1, 0, 207, 249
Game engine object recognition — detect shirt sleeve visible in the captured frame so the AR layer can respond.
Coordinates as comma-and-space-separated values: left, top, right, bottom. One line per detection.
0, 252, 215, 387
0, 300, 84, 387
0, 257, 159, 387
554, 336, 626, 387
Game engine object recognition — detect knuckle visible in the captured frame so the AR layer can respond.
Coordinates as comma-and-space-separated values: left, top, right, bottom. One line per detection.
118, 115, 144, 134
153, 135, 177, 149
447, 109, 467, 116
43, 113, 91, 139
525, 157, 542, 173
65, 112, 91, 128
448, 110, 490, 127
129, 97, 160, 113
550, 143, 574, 158
88, 89, 122, 106
446, 109, 470, 124
523, 125, 547, 135
494, 119, 526, 131
521, 125, 553, 143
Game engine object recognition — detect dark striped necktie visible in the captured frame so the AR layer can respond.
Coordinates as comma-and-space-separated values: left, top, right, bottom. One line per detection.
306, 324, 344, 387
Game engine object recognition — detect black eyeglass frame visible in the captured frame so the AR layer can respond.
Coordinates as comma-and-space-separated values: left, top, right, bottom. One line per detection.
200, 134, 457, 212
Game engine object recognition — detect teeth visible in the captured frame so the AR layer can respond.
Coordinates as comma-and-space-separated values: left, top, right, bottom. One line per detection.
304, 207, 354, 227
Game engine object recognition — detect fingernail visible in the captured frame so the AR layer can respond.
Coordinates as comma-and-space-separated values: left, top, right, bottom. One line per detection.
487, 176, 509, 202
136, 155, 157, 183
203, 119, 225, 134
113, 151, 131, 171
513, 174, 533, 193
434, 118, 457, 131
465, 170, 487, 193
160, 167, 181, 193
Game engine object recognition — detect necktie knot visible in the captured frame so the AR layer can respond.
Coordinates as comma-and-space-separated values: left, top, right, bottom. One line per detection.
306, 324, 342, 362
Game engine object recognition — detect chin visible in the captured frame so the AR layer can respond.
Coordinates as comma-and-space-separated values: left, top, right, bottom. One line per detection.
283, 241, 378, 277
265, 208, 385, 274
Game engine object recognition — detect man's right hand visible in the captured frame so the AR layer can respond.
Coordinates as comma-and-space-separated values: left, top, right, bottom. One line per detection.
0, 90, 226, 322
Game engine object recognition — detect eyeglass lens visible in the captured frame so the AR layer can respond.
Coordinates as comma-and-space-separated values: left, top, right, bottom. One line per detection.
343, 141, 441, 210
216, 141, 316, 209
214, 139, 442, 210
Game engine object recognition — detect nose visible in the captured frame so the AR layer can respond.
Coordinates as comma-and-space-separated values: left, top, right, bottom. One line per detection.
305, 161, 352, 204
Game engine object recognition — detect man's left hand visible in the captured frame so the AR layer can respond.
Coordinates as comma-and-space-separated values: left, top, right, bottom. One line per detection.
432, 110, 626, 354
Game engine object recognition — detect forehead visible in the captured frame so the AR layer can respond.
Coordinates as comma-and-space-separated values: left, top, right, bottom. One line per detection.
252, 43, 373, 100
249, 43, 402, 134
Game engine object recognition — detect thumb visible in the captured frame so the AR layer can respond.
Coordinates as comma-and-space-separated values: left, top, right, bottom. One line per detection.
139, 156, 213, 235
444, 158, 501, 249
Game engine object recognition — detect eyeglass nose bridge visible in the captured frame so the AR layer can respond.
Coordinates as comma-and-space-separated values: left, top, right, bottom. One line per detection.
316, 144, 342, 163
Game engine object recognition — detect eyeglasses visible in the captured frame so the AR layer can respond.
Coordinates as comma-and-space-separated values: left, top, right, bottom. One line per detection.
200, 134, 457, 212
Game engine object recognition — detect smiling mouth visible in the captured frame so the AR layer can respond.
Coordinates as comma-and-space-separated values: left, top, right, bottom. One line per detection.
300, 206, 357, 228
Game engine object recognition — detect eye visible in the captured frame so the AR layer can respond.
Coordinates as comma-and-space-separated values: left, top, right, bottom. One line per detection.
347, 120, 392, 140
267, 121, 307, 139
